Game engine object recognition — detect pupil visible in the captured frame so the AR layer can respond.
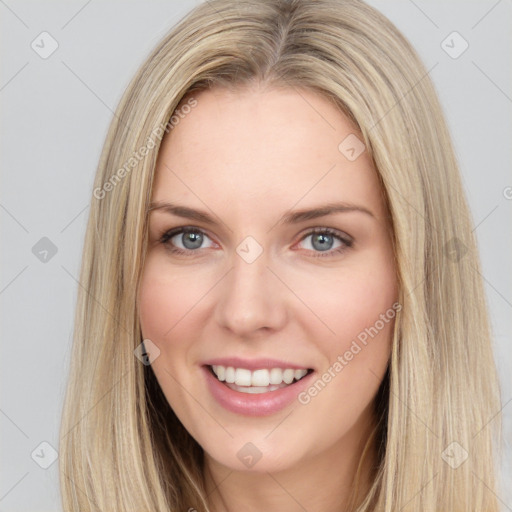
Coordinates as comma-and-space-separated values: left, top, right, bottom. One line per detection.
312, 233, 332, 251
184, 232, 202, 249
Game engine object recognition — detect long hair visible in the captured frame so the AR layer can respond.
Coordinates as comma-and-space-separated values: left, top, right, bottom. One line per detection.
59, 0, 503, 510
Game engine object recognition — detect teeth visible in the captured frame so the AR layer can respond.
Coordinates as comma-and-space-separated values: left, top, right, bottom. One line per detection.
225, 366, 235, 383
283, 369, 295, 384
294, 369, 306, 380
269, 368, 283, 385
211, 365, 309, 387
252, 369, 269, 386
213, 365, 225, 381
235, 368, 252, 386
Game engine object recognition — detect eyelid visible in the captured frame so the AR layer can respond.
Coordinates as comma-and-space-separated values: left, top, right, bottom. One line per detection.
159, 225, 353, 256
300, 226, 353, 245
293, 227, 353, 257
160, 226, 217, 247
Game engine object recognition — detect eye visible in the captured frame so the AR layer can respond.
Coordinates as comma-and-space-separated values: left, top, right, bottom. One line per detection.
296, 227, 353, 258
159, 226, 353, 258
160, 226, 215, 255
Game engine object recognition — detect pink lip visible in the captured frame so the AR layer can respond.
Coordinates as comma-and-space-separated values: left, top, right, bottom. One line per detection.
202, 357, 312, 371
202, 365, 315, 416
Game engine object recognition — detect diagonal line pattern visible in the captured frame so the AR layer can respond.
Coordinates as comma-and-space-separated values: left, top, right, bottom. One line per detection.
472, 61, 512, 104
203, 0, 229, 24
472, 0, 503, 30
471, 264, 512, 309
161, 163, 233, 234
163, 267, 234, 337
204, 466, 234, 501
60, 204, 90, 233
61, 265, 129, 334
61, 61, 113, 113
0, 0, 28, 28
266, 472, 309, 511
289, 83, 337, 131
266, 164, 337, 234
264, 408, 296, 439
472, 395, 512, 440
0, 265, 28, 296
0, 472, 29, 502
369, 62, 439, 131
61, 61, 133, 133
471, 205, 499, 233
368, 368, 439, 439
399, 472, 438, 510
0, 62, 29, 92
384, 179, 429, 226
265, 266, 336, 335
60, 370, 131, 440
0, 202, 29, 233
63, 470, 104, 511
0, 408, 29, 439
163, 368, 234, 438
407, 0, 439, 29
471, 470, 512, 511
61, 0, 94, 30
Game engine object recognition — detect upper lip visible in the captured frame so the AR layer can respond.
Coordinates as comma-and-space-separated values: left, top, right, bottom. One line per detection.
202, 357, 313, 371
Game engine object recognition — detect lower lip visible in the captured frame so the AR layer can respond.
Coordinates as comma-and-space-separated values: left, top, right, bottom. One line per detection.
202, 366, 315, 416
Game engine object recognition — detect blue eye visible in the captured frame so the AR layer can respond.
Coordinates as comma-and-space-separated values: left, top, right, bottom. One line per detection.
160, 227, 215, 254
298, 227, 353, 257
160, 226, 353, 258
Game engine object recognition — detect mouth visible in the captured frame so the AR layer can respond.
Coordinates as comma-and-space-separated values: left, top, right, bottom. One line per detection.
207, 364, 314, 394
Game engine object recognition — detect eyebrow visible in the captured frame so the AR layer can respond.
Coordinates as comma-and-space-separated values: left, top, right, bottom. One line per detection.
148, 201, 375, 226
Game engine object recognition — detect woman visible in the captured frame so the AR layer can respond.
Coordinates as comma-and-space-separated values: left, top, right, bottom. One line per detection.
59, 0, 503, 510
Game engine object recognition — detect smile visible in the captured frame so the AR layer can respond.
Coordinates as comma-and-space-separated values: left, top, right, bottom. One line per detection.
209, 365, 311, 394
202, 357, 316, 416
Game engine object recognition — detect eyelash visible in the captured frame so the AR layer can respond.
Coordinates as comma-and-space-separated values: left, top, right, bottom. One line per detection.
159, 226, 353, 258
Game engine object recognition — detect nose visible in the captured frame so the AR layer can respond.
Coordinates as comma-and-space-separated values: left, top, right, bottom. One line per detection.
214, 248, 288, 338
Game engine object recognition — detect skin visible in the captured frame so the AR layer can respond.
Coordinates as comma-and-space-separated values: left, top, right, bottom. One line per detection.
138, 83, 398, 512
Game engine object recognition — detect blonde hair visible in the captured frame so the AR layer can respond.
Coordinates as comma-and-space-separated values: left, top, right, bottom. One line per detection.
59, 0, 503, 510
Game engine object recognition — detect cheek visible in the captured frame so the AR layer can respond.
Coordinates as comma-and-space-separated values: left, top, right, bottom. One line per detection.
296, 250, 397, 401
327, 265, 395, 393
138, 256, 207, 342
300, 257, 397, 349
137, 258, 206, 422
336, 271, 396, 342
138, 273, 174, 341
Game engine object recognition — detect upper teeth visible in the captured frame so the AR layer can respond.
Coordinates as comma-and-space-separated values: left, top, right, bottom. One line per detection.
211, 365, 308, 386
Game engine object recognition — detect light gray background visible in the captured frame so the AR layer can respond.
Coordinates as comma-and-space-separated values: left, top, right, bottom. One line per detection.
1, 1, 511, 510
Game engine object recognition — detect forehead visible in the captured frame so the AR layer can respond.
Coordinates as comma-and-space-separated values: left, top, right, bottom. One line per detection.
152, 86, 386, 222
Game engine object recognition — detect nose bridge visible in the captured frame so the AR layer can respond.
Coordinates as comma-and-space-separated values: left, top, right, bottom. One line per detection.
214, 239, 286, 334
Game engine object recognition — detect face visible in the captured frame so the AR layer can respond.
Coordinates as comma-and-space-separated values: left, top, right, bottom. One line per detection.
138, 85, 398, 475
